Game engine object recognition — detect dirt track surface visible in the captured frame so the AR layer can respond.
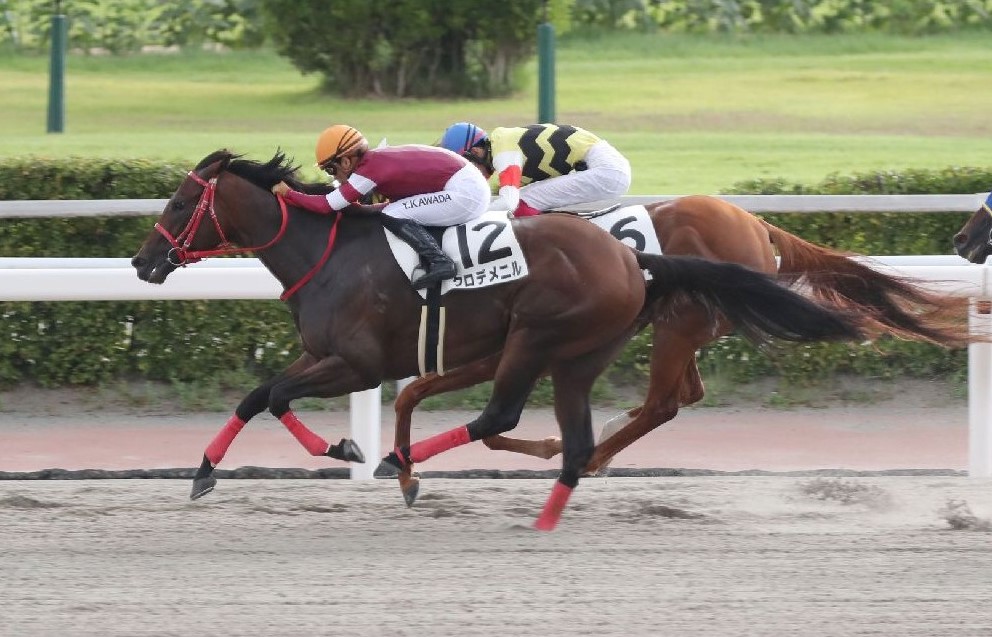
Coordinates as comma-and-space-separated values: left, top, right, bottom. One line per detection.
2, 476, 991, 637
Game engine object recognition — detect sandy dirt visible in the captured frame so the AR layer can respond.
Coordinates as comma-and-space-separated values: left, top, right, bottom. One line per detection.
1, 381, 987, 635
1, 476, 990, 637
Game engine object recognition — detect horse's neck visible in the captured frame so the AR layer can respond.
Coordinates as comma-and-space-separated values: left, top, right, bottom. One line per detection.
255, 210, 385, 297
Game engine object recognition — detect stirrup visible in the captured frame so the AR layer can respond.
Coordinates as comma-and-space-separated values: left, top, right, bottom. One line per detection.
412, 264, 456, 289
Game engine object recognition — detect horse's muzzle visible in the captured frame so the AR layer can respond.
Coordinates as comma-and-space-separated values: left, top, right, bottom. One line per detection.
131, 255, 175, 284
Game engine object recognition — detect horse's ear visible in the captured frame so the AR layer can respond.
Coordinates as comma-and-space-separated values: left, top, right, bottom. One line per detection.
217, 149, 234, 172
195, 149, 239, 176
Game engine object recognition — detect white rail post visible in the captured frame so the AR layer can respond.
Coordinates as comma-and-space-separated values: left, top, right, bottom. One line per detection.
349, 387, 381, 480
968, 263, 992, 477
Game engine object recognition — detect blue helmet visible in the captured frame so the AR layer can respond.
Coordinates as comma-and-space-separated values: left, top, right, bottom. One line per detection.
439, 122, 488, 155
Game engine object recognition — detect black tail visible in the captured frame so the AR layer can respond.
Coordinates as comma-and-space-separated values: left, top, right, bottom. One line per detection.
637, 252, 864, 344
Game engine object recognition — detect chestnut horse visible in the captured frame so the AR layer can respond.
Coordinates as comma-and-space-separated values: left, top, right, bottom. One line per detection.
131, 150, 864, 531
953, 191, 992, 264
390, 195, 972, 505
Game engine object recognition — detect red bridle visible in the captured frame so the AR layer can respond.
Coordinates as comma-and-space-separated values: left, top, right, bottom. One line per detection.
154, 170, 341, 301
155, 171, 290, 266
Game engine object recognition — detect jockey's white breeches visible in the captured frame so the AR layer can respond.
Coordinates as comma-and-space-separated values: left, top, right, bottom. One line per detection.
383, 164, 492, 225
519, 140, 632, 211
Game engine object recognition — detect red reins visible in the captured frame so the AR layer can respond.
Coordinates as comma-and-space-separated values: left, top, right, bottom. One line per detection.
155, 170, 341, 301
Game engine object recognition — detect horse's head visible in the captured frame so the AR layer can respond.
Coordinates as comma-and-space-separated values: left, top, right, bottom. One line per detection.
132, 149, 305, 284
953, 192, 992, 264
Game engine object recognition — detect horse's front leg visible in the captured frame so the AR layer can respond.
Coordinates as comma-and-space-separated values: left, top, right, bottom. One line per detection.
190, 354, 372, 500
266, 355, 378, 463
190, 354, 319, 500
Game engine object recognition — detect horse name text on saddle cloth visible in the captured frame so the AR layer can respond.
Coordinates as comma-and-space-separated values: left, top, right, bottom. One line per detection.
384, 210, 529, 298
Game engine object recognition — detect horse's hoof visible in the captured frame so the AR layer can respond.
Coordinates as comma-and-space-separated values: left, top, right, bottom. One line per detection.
328, 439, 365, 463
402, 478, 420, 507
374, 459, 400, 478
190, 476, 217, 500
374, 449, 408, 477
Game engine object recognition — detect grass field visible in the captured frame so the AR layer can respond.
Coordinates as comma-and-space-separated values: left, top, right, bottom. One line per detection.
2, 32, 991, 193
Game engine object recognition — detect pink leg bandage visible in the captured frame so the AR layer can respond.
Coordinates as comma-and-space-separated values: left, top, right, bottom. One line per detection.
534, 481, 574, 532
280, 411, 330, 456
408, 425, 471, 463
204, 414, 246, 466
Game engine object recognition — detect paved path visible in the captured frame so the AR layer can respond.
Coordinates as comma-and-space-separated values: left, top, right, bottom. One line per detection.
0, 402, 969, 473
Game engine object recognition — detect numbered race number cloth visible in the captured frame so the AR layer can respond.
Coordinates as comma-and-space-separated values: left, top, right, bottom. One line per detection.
384, 210, 529, 297
384, 206, 661, 297
585, 205, 662, 257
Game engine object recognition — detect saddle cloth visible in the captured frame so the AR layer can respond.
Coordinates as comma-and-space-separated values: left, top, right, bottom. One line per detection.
384, 210, 529, 298
584, 205, 663, 256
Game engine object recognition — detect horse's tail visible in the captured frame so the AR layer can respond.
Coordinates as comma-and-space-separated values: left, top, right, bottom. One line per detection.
636, 252, 863, 345
759, 219, 972, 348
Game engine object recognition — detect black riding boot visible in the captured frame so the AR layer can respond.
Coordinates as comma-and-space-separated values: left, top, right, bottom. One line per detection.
381, 216, 457, 289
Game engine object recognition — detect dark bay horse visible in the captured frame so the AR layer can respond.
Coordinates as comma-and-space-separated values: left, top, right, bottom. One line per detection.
390, 195, 973, 504
953, 191, 992, 263
131, 150, 864, 531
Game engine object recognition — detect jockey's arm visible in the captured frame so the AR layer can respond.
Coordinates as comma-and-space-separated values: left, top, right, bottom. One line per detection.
490, 149, 523, 213
276, 186, 334, 214
273, 179, 385, 215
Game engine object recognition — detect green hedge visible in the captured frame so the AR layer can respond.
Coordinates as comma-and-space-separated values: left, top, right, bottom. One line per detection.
0, 157, 988, 389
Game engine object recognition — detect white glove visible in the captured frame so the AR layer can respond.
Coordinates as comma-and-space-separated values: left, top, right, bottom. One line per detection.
493, 184, 520, 213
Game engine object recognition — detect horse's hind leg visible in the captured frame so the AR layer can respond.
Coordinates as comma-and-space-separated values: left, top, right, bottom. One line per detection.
533, 345, 624, 531
584, 315, 718, 476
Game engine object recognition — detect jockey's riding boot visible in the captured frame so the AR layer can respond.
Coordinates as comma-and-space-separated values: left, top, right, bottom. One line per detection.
381, 215, 456, 289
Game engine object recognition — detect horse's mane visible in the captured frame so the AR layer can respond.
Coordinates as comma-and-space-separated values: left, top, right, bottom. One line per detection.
197, 149, 333, 195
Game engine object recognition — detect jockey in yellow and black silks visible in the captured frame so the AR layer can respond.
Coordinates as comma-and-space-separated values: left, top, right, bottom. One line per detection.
438, 122, 632, 217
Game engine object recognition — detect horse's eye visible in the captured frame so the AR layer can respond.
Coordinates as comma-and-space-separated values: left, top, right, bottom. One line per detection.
172, 200, 185, 212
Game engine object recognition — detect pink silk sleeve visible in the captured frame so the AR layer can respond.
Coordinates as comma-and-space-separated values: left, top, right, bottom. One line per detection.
281, 188, 334, 214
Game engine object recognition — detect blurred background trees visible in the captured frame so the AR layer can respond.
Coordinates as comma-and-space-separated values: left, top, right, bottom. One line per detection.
2, 0, 990, 97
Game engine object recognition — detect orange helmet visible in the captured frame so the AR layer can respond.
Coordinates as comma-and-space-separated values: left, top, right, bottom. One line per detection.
315, 125, 368, 169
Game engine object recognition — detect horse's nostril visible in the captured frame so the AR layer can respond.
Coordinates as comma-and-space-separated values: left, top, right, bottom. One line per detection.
952, 233, 966, 247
